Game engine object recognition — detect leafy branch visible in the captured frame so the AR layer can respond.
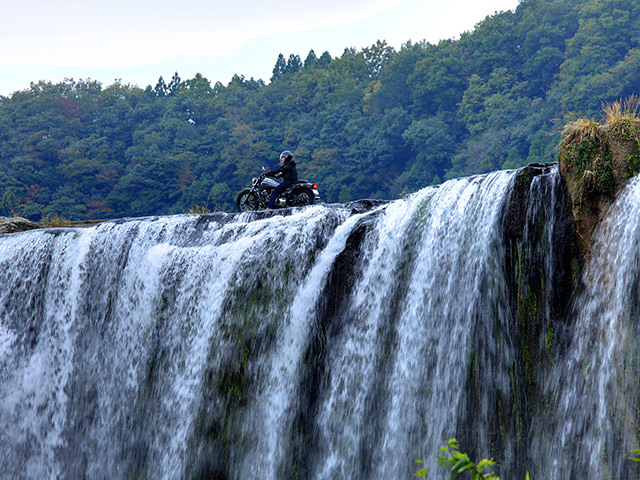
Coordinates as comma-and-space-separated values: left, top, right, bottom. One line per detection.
415, 438, 530, 480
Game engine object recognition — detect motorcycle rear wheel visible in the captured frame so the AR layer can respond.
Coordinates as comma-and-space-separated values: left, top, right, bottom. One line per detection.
291, 188, 315, 207
236, 190, 260, 212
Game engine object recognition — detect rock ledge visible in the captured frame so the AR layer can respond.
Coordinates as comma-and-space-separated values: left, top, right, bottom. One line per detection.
559, 117, 640, 256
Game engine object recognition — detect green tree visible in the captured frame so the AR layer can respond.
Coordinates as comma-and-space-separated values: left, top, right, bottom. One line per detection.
1, 188, 20, 216
363, 40, 395, 79
271, 53, 287, 81
410, 41, 468, 115
400, 116, 455, 190
304, 49, 318, 68
286, 54, 303, 75
557, 0, 640, 111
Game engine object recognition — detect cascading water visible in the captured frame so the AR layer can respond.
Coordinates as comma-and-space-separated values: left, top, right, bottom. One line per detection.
1, 165, 639, 480
0, 207, 351, 479
311, 171, 515, 480
529, 175, 640, 480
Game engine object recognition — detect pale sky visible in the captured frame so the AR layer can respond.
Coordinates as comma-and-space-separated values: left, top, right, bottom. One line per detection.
0, 0, 520, 97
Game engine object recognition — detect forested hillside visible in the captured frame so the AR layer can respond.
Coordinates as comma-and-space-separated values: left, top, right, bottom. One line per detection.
1, 0, 639, 219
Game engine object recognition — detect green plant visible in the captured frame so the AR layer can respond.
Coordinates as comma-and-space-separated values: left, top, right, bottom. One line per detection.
1, 188, 22, 217
626, 151, 640, 179
415, 438, 530, 480
560, 118, 604, 183
414, 459, 428, 478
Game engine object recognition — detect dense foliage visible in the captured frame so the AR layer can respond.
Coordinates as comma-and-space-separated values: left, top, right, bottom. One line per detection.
1, 0, 639, 219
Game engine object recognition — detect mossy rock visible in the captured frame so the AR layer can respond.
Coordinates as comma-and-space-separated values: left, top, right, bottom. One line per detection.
559, 117, 640, 256
0, 216, 40, 234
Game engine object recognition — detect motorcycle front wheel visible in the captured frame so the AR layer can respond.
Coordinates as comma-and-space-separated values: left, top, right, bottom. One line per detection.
236, 190, 260, 212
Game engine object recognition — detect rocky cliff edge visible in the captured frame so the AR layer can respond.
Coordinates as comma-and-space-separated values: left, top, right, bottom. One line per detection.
559, 116, 640, 256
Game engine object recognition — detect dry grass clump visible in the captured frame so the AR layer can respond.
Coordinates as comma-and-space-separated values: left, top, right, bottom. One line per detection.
39, 213, 71, 227
187, 204, 212, 214
601, 94, 640, 125
561, 116, 601, 145
562, 96, 640, 140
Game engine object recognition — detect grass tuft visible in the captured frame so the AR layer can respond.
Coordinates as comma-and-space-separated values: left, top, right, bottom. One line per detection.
186, 197, 213, 214
601, 95, 640, 125
40, 213, 71, 227
562, 117, 601, 144
187, 204, 212, 214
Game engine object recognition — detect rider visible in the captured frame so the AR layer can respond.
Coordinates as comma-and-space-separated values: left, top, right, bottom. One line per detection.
263, 150, 298, 209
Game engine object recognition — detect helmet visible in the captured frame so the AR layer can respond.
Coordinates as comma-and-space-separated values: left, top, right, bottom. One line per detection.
280, 150, 293, 162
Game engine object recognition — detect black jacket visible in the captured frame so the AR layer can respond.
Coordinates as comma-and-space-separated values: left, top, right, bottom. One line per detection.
265, 160, 298, 182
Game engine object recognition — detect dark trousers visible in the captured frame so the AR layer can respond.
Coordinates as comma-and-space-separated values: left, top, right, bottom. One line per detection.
268, 180, 293, 208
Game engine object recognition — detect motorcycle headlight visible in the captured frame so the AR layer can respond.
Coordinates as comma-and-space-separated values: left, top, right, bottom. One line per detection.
252, 177, 258, 186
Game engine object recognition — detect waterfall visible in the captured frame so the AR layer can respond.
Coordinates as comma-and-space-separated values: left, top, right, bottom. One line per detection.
2, 166, 640, 479
0, 207, 351, 479
530, 175, 640, 480
312, 171, 515, 479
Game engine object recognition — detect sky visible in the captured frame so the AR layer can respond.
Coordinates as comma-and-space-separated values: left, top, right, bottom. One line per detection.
0, 0, 520, 97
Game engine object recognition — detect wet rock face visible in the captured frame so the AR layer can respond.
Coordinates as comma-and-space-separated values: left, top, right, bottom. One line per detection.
495, 162, 580, 479
0, 217, 40, 234
559, 118, 640, 256
502, 163, 558, 242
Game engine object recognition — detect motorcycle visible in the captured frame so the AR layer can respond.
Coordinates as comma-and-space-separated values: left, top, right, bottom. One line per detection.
235, 168, 321, 212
